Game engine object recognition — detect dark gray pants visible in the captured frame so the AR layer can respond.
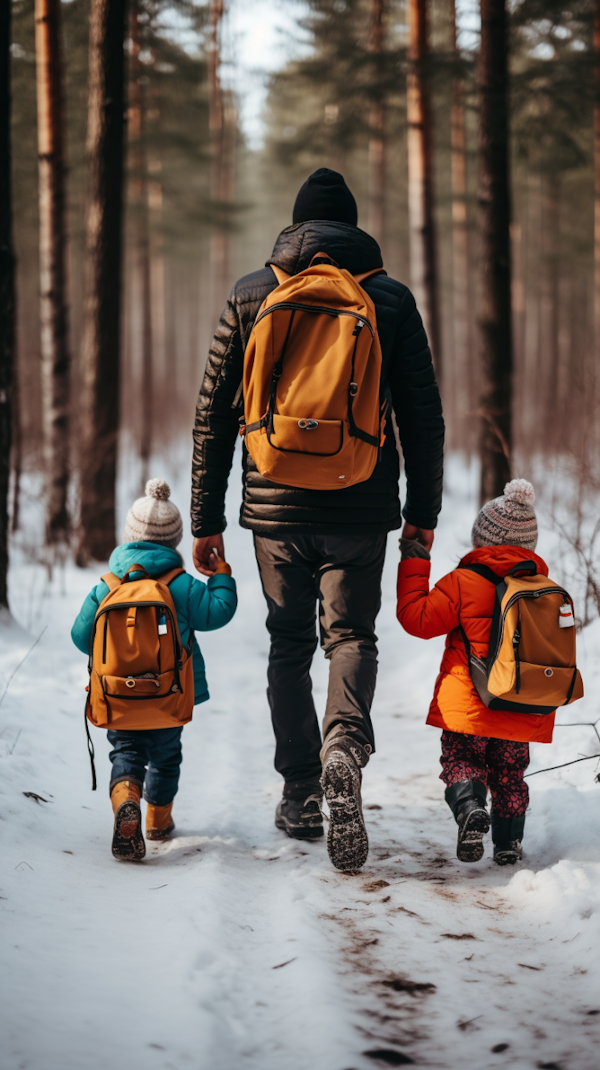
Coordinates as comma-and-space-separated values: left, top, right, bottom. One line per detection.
254, 533, 387, 783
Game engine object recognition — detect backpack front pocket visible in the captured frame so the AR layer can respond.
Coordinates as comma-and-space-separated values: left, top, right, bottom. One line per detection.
268, 414, 344, 456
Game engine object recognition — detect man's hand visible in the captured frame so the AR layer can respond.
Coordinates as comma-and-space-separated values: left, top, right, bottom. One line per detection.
402, 522, 434, 552
193, 535, 225, 577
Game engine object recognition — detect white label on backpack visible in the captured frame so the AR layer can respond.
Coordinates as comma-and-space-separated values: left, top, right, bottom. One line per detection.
559, 603, 574, 628
158, 611, 168, 635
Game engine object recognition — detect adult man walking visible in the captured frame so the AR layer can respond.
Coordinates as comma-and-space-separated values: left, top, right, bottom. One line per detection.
191, 168, 444, 871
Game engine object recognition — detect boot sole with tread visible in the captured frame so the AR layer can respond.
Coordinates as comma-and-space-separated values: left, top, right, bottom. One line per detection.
457, 807, 490, 863
112, 801, 146, 860
322, 756, 368, 872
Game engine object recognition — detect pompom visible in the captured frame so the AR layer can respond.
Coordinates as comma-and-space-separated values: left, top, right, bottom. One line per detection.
503, 478, 535, 507
145, 478, 171, 501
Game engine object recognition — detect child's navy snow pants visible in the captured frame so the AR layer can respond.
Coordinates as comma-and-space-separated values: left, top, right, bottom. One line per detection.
108, 727, 183, 805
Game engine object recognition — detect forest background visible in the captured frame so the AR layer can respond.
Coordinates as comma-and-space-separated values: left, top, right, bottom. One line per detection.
2, 0, 599, 614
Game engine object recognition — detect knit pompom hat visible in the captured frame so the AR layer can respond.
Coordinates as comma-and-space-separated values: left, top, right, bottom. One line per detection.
123, 478, 183, 548
471, 479, 538, 551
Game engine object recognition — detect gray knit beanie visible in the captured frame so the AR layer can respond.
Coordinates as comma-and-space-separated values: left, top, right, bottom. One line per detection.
123, 478, 183, 548
471, 479, 538, 551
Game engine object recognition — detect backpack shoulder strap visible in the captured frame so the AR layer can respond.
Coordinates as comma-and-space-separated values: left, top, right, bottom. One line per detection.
157, 567, 186, 587
101, 572, 120, 591
457, 562, 502, 586
355, 268, 387, 284
271, 264, 290, 285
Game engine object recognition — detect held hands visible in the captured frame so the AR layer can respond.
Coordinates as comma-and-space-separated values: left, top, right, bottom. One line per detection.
399, 522, 434, 561
193, 535, 230, 577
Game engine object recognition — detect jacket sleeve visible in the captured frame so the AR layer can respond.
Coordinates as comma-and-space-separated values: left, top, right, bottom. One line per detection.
191, 292, 245, 538
71, 583, 107, 654
187, 573, 238, 632
388, 288, 444, 529
396, 559, 460, 639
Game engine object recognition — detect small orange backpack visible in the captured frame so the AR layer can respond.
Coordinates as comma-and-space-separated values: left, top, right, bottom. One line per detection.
240, 253, 387, 491
84, 564, 194, 788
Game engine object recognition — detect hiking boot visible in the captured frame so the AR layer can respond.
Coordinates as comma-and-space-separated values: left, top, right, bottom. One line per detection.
492, 813, 525, 866
321, 741, 369, 872
275, 779, 324, 840
445, 779, 490, 863
111, 779, 145, 861
146, 801, 175, 841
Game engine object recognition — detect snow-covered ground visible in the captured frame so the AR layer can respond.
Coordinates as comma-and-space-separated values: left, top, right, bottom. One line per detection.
1, 454, 599, 1070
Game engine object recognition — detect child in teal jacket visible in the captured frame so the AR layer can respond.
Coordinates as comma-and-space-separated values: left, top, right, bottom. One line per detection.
71, 478, 237, 860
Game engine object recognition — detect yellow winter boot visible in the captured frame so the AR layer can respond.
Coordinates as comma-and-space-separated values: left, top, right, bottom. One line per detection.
146, 801, 175, 841
111, 780, 145, 861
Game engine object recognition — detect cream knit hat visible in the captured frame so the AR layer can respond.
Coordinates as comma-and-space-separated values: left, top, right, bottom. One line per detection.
471, 479, 538, 551
123, 478, 183, 548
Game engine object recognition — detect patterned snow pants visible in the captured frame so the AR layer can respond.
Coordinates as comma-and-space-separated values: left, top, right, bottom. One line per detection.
440, 731, 530, 817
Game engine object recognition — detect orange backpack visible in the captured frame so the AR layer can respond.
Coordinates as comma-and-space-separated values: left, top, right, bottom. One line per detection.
84, 564, 194, 787
459, 560, 584, 714
240, 253, 387, 491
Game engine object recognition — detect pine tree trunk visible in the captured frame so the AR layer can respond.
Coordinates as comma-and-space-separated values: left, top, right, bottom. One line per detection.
406, 0, 442, 385
540, 172, 560, 436
128, 0, 152, 488
0, 0, 16, 608
590, 0, 594, 440
368, 0, 385, 249
77, 0, 128, 565
449, 0, 470, 442
209, 0, 233, 324
477, 0, 512, 504
34, 0, 71, 546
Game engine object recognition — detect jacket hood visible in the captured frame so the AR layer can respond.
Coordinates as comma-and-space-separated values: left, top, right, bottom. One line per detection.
267, 220, 383, 276
460, 545, 548, 578
108, 541, 184, 579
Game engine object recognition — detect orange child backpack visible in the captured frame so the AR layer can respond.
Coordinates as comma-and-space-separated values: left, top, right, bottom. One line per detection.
84, 564, 194, 788
459, 560, 584, 714
240, 253, 387, 491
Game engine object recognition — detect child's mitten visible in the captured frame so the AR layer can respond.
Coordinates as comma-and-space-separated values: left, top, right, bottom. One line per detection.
399, 537, 431, 562
214, 557, 232, 576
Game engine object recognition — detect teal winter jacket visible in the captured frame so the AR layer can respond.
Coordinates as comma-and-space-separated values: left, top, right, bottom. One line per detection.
71, 541, 237, 705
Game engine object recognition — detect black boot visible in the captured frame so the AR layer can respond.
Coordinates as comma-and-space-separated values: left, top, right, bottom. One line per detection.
492, 813, 525, 866
275, 778, 324, 840
321, 739, 370, 872
445, 779, 490, 863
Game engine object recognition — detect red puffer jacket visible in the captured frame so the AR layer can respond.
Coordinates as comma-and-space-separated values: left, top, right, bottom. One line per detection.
397, 545, 556, 743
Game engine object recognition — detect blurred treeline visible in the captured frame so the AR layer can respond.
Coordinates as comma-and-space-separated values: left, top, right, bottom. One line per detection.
9, 0, 598, 476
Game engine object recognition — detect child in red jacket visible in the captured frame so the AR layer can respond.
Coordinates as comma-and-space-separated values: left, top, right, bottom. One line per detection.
397, 479, 550, 866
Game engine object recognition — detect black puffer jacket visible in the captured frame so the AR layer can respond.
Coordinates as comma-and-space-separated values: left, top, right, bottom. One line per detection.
191, 221, 444, 536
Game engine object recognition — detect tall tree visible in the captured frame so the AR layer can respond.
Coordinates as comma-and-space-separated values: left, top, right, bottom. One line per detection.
367, 0, 385, 248
208, 0, 234, 322
590, 0, 594, 438
128, 0, 153, 486
77, 0, 128, 565
35, 0, 71, 546
477, 0, 512, 502
406, 0, 442, 384
449, 0, 470, 428
0, 0, 16, 609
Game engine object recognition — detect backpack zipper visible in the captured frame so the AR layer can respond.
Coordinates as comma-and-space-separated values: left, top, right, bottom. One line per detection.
255, 301, 375, 337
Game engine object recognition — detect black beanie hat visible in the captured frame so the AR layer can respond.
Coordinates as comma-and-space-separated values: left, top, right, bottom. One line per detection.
292, 167, 358, 226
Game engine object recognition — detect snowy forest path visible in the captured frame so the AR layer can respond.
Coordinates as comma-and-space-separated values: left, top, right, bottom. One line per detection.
1, 465, 600, 1070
